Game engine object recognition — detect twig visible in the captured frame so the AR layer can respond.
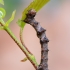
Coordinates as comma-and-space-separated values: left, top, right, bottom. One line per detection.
20, 28, 32, 54
0, 22, 38, 70
24, 9, 49, 70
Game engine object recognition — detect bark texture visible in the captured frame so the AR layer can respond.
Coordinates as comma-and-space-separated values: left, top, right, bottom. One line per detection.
23, 9, 49, 70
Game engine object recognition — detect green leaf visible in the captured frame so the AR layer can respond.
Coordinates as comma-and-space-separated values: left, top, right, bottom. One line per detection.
0, 8, 6, 18
18, 0, 50, 28
5, 10, 16, 26
0, 0, 4, 5
17, 19, 21, 27
22, 0, 50, 20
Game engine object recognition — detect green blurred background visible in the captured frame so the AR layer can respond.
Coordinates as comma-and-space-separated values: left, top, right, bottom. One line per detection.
3, 0, 25, 16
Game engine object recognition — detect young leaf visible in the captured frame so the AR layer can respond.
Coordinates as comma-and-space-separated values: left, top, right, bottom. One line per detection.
17, 19, 25, 28
5, 10, 16, 26
0, 0, 4, 5
0, 8, 6, 18
19, 0, 50, 28
21, 57, 28, 62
